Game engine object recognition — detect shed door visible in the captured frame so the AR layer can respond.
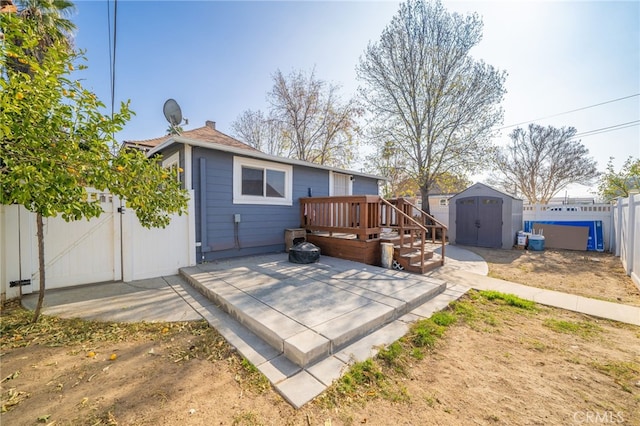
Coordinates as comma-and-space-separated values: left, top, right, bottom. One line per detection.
456, 196, 503, 248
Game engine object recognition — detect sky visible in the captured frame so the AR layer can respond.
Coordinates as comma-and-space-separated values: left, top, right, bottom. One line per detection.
69, 0, 639, 198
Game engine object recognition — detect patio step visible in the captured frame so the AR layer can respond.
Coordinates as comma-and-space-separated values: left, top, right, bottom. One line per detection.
178, 255, 446, 369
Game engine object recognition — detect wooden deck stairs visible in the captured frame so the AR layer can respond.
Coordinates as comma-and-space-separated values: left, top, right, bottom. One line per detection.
380, 235, 442, 274
299, 196, 447, 275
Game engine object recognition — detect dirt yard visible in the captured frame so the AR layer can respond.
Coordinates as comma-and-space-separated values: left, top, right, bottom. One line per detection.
1, 248, 639, 425
463, 246, 640, 307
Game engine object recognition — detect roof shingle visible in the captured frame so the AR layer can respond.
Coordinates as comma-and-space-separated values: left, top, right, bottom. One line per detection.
123, 122, 259, 152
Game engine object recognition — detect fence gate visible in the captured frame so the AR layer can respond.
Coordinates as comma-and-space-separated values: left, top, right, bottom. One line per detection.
456, 196, 503, 248
27, 193, 120, 293
2, 190, 195, 300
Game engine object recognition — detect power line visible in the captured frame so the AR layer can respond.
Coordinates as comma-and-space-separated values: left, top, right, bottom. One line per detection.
573, 120, 639, 138
498, 93, 640, 130
111, 0, 118, 122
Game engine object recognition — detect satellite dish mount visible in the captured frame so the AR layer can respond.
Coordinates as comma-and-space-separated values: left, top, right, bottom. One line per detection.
163, 99, 188, 135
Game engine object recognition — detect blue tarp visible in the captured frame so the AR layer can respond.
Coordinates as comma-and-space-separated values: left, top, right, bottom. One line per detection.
523, 220, 604, 252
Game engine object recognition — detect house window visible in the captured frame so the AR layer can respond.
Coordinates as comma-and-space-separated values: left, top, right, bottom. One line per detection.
162, 151, 181, 181
233, 157, 292, 205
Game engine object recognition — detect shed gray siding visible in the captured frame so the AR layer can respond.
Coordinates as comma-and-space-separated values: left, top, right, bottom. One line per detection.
192, 147, 379, 262
448, 183, 523, 250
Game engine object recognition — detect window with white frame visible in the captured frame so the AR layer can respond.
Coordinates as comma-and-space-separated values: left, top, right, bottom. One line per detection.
162, 151, 181, 181
233, 157, 292, 205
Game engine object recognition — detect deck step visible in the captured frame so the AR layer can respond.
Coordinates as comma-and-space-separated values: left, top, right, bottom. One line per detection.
392, 247, 443, 274
402, 254, 443, 274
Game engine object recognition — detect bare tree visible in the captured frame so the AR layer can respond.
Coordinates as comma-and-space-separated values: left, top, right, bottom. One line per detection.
268, 68, 361, 168
231, 69, 361, 168
491, 124, 599, 203
357, 0, 506, 215
231, 110, 286, 156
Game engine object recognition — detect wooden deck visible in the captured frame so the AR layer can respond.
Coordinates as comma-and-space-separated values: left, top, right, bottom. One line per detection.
305, 233, 381, 266
299, 196, 447, 274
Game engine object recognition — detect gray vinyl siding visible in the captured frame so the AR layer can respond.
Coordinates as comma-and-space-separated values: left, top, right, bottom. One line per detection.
192, 147, 381, 262
353, 177, 380, 195
293, 166, 329, 198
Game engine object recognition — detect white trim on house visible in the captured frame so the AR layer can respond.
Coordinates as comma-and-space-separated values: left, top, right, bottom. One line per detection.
232, 156, 293, 206
148, 136, 386, 182
183, 144, 192, 190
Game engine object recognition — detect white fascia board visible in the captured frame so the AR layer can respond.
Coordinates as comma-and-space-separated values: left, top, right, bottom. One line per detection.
148, 136, 388, 181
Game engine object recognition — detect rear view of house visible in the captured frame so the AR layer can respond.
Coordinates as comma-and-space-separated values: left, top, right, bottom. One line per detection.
125, 121, 384, 263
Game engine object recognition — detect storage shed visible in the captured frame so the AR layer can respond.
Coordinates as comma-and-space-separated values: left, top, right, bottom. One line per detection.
448, 183, 523, 249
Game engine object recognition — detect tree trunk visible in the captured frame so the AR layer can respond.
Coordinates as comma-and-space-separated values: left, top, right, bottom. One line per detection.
420, 186, 432, 216
32, 212, 45, 323
420, 186, 435, 239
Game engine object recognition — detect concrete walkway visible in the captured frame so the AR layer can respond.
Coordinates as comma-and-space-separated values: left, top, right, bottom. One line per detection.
434, 267, 640, 326
431, 245, 640, 326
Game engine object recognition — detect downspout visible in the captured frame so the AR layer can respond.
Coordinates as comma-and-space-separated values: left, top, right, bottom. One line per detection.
118, 197, 125, 281
199, 157, 210, 260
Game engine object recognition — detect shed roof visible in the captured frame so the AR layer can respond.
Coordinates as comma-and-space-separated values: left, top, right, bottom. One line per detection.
450, 182, 523, 201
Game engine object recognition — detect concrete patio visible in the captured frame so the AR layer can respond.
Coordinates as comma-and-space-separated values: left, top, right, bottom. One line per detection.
178, 253, 468, 407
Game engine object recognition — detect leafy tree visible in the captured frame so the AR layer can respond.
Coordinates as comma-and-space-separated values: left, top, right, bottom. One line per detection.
491, 124, 599, 203
8, 0, 75, 73
1, 12, 189, 321
365, 139, 470, 200
365, 140, 413, 198
166, 124, 183, 135
429, 172, 471, 195
16, 0, 75, 41
357, 0, 506, 215
598, 156, 640, 201
232, 68, 361, 168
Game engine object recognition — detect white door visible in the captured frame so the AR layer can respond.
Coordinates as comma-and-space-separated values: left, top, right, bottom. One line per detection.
330, 172, 352, 196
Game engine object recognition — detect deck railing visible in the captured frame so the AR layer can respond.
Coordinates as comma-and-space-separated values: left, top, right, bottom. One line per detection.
299, 195, 381, 240
390, 198, 447, 264
299, 195, 447, 268
380, 198, 428, 268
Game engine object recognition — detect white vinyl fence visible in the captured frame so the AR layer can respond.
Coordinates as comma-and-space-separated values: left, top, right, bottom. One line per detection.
0, 190, 195, 301
522, 203, 614, 251
612, 194, 640, 289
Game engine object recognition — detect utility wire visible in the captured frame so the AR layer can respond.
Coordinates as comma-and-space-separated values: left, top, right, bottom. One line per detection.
497, 93, 640, 130
110, 0, 118, 123
573, 120, 639, 138
107, 0, 112, 119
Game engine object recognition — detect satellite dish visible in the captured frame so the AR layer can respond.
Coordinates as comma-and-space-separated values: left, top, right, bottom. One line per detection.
163, 99, 183, 126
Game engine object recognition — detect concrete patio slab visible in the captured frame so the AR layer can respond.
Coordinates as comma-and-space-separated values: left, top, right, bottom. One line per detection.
180, 254, 446, 368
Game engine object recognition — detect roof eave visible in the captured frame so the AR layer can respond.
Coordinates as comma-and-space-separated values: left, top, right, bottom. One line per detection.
148, 137, 387, 181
